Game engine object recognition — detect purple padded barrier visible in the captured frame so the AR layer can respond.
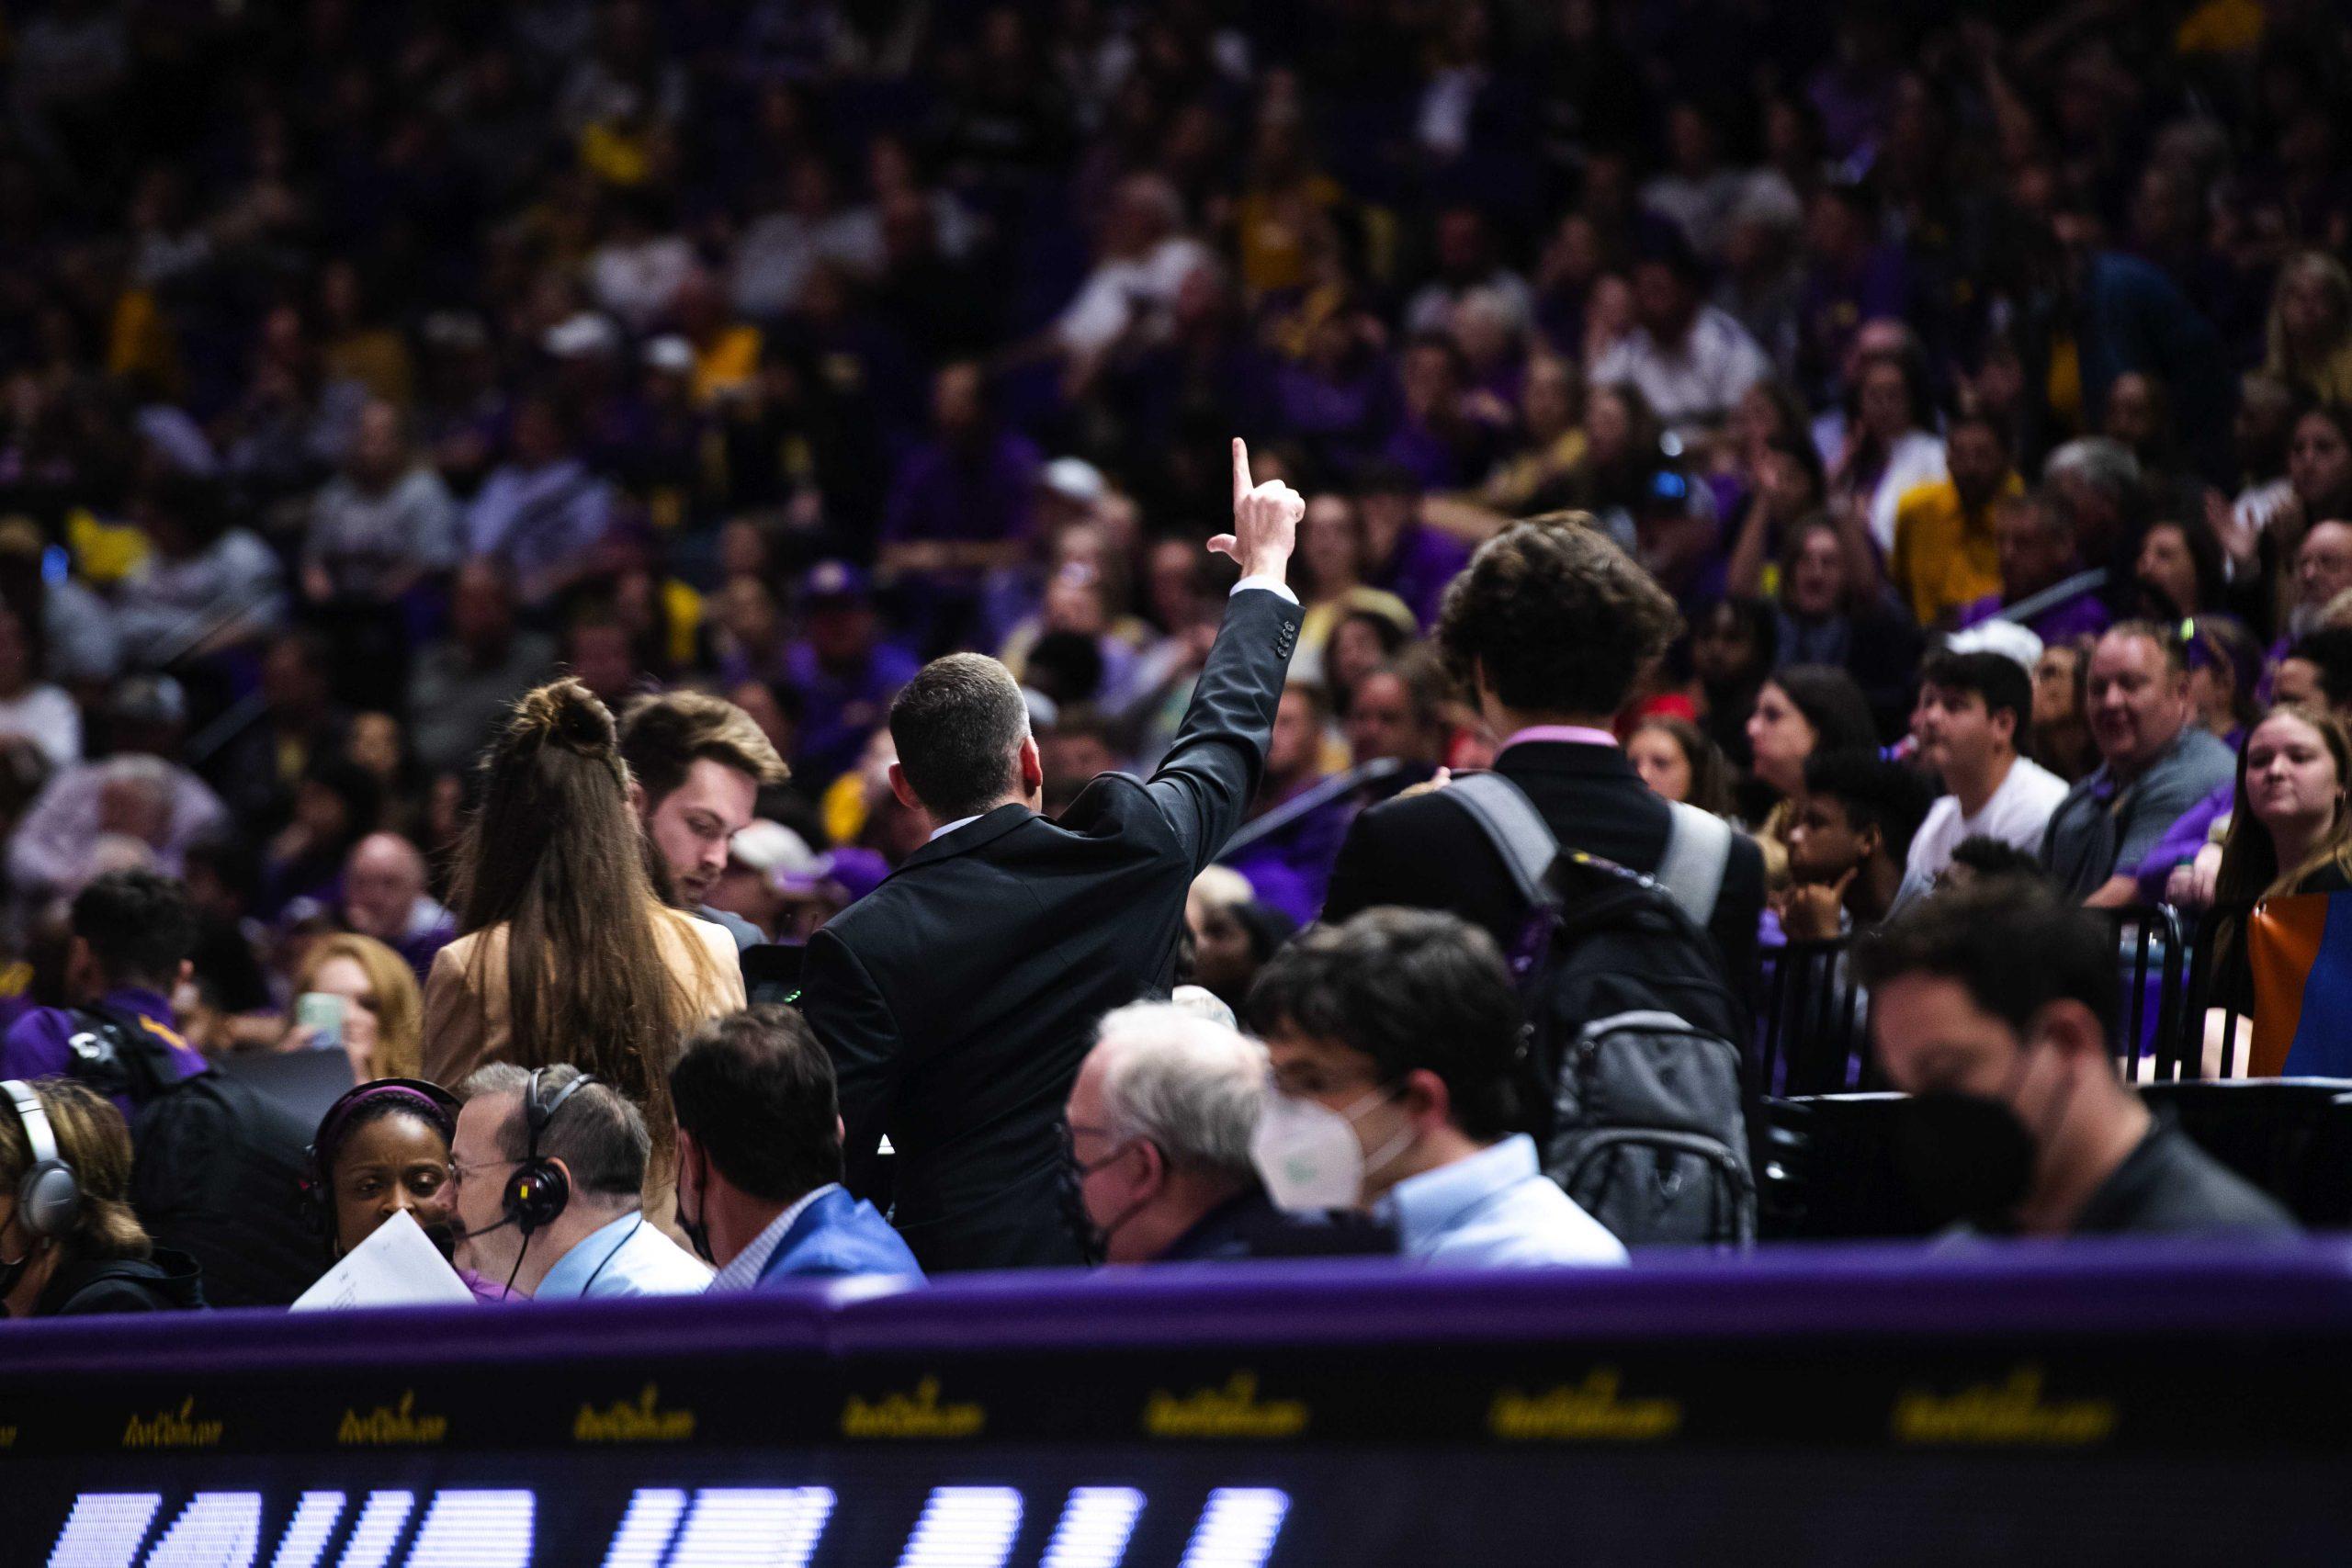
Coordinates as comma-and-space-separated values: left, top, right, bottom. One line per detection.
3, 1237, 2349, 1377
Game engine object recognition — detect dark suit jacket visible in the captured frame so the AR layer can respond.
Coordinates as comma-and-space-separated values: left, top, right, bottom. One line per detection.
1321, 739, 1766, 1001
801, 586, 1303, 1273
752, 1187, 926, 1285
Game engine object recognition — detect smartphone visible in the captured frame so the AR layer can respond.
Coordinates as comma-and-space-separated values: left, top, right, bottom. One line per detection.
296, 991, 346, 1054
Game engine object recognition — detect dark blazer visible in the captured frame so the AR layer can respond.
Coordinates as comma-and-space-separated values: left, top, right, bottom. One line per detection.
753, 1186, 927, 1285
802, 586, 1303, 1273
1321, 739, 1766, 1000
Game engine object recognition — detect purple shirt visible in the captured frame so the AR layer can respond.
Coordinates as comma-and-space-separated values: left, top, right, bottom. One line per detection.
2134, 781, 2235, 901
1957, 588, 2112, 649
882, 432, 1041, 547
2, 987, 206, 1125
1373, 524, 1474, 630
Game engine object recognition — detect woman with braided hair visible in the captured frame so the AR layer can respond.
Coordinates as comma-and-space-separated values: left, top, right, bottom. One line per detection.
422, 680, 743, 1152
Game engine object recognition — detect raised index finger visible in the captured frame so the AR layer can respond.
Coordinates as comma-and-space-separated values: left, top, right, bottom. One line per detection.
1231, 436, 1252, 507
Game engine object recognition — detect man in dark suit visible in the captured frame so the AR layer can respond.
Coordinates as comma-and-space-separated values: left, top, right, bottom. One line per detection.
673, 1007, 925, 1287
1323, 516, 1766, 996
801, 440, 1306, 1272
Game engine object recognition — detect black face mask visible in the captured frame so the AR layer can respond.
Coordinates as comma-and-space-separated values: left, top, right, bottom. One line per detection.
1056, 1136, 1152, 1267
677, 1177, 715, 1267
1893, 1090, 2040, 1232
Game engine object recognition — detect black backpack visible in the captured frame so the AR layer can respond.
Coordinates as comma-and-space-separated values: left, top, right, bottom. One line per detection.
1443, 774, 1756, 1247
61, 1008, 322, 1307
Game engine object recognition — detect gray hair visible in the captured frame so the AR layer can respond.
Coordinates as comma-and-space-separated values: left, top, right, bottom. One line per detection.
2043, 436, 2142, 505
1089, 1004, 1267, 1179
459, 1062, 649, 1201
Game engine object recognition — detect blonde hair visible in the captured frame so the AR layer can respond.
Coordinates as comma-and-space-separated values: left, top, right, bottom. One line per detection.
296, 932, 424, 1079
0, 1079, 150, 1260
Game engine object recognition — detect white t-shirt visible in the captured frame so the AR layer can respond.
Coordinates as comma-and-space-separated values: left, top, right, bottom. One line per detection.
1902, 755, 2070, 901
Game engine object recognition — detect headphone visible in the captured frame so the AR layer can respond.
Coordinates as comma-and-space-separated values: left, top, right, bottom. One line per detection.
504, 1068, 597, 1238
5, 1079, 81, 1241
300, 1078, 462, 1244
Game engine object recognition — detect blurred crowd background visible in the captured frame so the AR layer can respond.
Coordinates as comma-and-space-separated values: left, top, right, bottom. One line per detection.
0, 0, 2344, 1047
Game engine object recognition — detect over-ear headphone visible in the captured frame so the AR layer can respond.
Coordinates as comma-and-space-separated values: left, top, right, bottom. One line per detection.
503, 1068, 596, 1238
5, 1079, 81, 1240
300, 1078, 462, 1245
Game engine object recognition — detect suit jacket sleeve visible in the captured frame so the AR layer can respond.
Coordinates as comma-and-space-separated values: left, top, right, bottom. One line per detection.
1144, 587, 1303, 870
799, 924, 905, 1193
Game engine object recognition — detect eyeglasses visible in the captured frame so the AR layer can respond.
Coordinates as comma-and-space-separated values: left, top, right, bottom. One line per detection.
448, 1156, 520, 1186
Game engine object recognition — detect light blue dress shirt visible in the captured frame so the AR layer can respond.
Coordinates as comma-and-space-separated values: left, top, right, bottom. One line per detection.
533, 1212, 714, 1301
1375, 1134, 1629, 1268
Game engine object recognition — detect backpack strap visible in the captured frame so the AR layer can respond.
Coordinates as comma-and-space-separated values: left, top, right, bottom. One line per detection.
1655, 803, 1733, 926
1441, 773, 1563, 910
62, 1007, 179, 1106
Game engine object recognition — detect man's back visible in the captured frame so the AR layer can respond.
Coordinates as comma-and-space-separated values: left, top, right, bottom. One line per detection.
1323, 739, 1765, 993
803, 582, 1304, 1273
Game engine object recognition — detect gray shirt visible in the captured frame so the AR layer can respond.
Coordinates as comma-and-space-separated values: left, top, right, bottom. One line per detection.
2041, 726, 2236, 900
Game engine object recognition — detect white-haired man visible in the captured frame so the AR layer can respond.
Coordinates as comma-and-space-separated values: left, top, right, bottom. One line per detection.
1064, 1003, 1272, 1263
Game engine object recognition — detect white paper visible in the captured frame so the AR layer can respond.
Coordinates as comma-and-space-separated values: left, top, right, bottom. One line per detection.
290, 1209, 477, 1312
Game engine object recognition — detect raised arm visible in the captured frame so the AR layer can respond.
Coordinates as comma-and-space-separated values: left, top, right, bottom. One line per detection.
1145, 439, 1307, 868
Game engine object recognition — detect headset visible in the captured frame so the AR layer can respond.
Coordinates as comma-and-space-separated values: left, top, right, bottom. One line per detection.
300, 1078, 462, 1244
5, 1078, 81, 1240
504, 1068, 597, 1239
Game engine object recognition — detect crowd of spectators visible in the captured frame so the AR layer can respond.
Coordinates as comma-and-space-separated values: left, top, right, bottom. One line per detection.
0, 0, 2346, 1315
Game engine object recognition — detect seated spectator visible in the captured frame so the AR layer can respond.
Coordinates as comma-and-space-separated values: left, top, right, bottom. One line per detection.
465, 397, 615, 612
672, 1008, 922, 1288
1222, 683, 1351, 926
301, 400, 461, 608
114, 472, 288, 664
1329, 518, 1765, 988
1627, 716, 1741, 818
2285, 516, 2352, 645
1903, 651, 2071, 897
1889, 410, 2022, 628
1744, 662, 1880, 876
1590, 240, 1771, 439
0, 604, 79, 769
451, 1064, 711, 1301
1053, 173, 1214, 368
1764, 513, 1923, 736
424, 681, 744, 1100
1067, 1002, 1373, 1263
1780, 750, 1935, 939
880, 364, 1043, 647
286, 934, 424, 1082
8, 680, 229, 901
0, 1078, 204, 1316
405, 563, 559, 779
2041, 623, 2236, 905
2177, 707, 2352, 1024
1957, 491, 2111, 649
1859, 878, 2296, 1239
1342, 657, 1450, 784
1355, 467, 1473, 631
2, 871, 205, 1125
342, 832, 455, 982
2032, 640, 2098, 784
784, 561, 924, 791
1826, 344, 1945, 555
620, 691, 792, 951
1246, 908, 1627, 1267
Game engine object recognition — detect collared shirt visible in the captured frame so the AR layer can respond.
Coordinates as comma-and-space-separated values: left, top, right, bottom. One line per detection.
927, 575, 1301, 846
2042, 726, 2236, 900
1499, 724, 1619, 751
533, 1212, 713, 1301
707, 1183, 837, 1292
1374, 1134, 1628, 1268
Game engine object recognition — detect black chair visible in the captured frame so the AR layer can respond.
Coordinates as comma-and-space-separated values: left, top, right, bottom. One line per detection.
2140, 1079, 2352, 1226
1753, 1093, 1937, 1242
2098, 903, 2186, 1080
2174, 902, 2259, 1081
1755, 936, 1873, 1098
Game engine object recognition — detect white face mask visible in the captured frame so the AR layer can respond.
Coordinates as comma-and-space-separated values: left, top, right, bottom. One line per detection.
1250, 1082, 1416, 1213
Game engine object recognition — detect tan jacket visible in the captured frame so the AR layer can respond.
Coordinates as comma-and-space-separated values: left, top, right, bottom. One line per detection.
421, 905, 746, 1088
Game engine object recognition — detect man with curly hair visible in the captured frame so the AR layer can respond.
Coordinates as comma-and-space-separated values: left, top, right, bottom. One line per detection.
1323, 513, 1766, 988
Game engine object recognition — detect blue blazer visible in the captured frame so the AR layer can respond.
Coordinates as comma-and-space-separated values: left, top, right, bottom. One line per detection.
753, 1187, 926, 1287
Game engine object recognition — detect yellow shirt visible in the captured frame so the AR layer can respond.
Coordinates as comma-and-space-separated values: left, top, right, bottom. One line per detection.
1890, 472, 2023, 628
692, 324, 762, 407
